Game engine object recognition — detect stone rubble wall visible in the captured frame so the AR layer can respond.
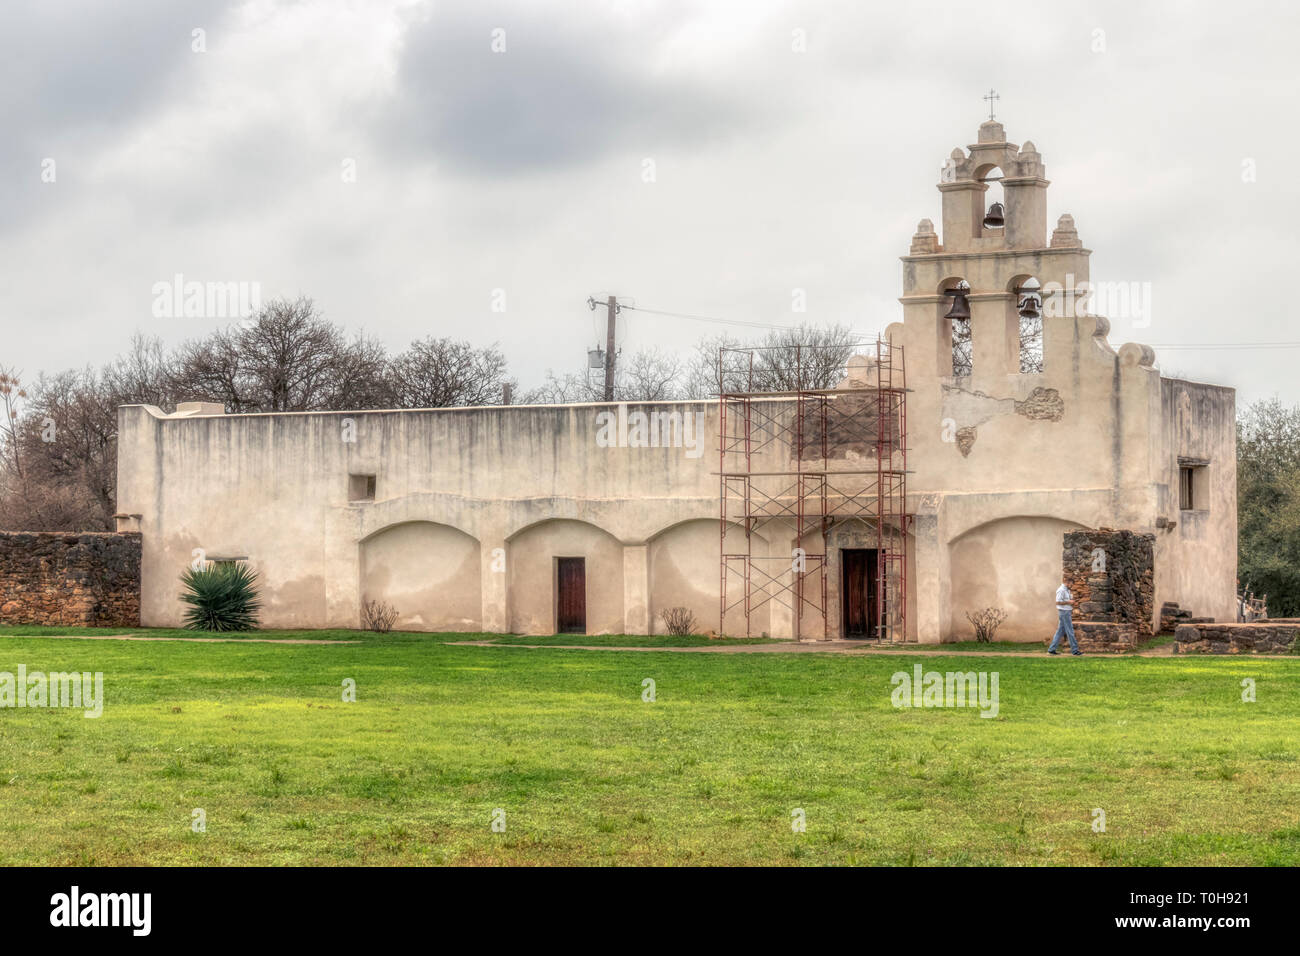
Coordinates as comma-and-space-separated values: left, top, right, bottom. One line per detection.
1159, 602, 1213, 633
0, 532, 142, 628
1062, 529, 1155, 635
1072, 621, 1137, 653
1175, 622, 1299, 655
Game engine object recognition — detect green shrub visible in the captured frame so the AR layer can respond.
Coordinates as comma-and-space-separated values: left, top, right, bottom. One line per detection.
180, 562, 262, 632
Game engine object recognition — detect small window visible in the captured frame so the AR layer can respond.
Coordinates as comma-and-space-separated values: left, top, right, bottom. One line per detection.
349, 474, 376, 502
1178, 461, 1208, 511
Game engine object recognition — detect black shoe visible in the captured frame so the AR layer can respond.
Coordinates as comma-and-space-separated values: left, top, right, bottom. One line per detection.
1047, 650, 1058, 655
1071, 651, 1083, 656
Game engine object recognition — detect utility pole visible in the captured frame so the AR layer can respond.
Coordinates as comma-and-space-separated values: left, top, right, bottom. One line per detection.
588, 295, 622, 401
603, 295, 617, 401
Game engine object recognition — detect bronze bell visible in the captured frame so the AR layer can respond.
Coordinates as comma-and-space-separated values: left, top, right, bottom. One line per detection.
983, 201, 1005, 229
1018, 293, 1041, 318
944, 289, 971, 320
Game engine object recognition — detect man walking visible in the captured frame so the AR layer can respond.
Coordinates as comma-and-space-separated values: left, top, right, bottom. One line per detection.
1048, 580, 1082, 655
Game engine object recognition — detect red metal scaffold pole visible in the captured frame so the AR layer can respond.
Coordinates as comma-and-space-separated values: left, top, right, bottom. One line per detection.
718, 335, 908, 642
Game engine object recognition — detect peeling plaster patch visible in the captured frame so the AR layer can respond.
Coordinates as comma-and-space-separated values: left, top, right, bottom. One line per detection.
941, 385, 1010, 458
941, 385, 1065, 456
941, 385, 1014, 430
1014, 387, 1065, 421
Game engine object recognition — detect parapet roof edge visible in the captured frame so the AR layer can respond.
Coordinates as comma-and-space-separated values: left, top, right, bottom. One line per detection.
119, 398, 720, 420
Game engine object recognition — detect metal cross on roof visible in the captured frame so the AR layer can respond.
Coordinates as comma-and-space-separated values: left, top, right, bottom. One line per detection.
984, 88, 999, 121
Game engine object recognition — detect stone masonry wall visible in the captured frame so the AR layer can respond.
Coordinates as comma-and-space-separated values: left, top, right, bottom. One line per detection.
1175, 622, 1299, 654
1062, 529, 1155, 635
0, 532, 142, 627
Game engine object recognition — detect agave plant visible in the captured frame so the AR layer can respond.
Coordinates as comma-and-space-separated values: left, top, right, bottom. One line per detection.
180, 561, 262, 632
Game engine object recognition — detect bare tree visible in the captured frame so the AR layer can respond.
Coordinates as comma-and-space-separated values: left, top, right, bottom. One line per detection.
330, 332, 392, 410
522, 370, 600, 405
22, 368, 118, 527
525, 347, 686, 405
950, 318, 973, 377
0, 368, 27, 480
0, 367, 113, 530
1018, 313, 1043, 374
684, 333, 742, 398
1, 299, 527, 530
618, 347, 684, 401
171, 327, 246, 411
386, 337, 514, 408
753, 325, 862, 390
167, 298, 393, 413
234, 297, 350, 411
686, 324, 863, 396
104, 334, 176, 410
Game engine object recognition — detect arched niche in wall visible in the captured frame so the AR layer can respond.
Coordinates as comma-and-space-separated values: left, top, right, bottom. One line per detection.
647, 518, 768, 637
507, 518, 624, 636
360, 520, 482, 632
947, 515, 1087, 642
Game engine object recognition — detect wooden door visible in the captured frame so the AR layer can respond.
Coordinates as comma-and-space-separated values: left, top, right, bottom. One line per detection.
556, 558, 586, 634
842, 549, 879, 638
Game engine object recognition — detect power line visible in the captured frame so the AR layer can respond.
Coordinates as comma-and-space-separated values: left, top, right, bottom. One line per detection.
618, 304, 1300, 353
619, 303, 811, 333
619, 304, 884, 346
616, 303, 1300, 352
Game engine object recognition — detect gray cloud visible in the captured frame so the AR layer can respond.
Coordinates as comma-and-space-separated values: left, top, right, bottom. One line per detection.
1, 0, 1298, 410
379, 2, 761, 175
0, 0, 235, 229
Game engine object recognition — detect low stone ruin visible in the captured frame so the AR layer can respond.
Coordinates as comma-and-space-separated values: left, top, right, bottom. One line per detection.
1175, 623, 1299, 655
1052, 529, 1155, 653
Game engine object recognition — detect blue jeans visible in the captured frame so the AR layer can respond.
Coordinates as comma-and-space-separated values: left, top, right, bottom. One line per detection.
1049, 608, 1078, 653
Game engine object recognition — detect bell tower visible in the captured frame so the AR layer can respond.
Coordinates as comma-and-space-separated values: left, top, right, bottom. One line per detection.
896, 118, 1091, 386
938, 119, 1049, 252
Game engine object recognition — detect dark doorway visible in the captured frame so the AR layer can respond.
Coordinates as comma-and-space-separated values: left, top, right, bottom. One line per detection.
841, 549, 880, 639
556, 557, 586, 634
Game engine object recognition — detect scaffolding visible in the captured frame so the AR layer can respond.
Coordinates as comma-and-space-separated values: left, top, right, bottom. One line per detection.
718, 337, 908, 642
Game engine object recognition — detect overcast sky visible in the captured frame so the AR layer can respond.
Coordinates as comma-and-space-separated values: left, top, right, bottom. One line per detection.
3, 0, 1298, 406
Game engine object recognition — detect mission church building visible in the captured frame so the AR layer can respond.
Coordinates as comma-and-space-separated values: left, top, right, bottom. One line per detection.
115, 119, 1236, 642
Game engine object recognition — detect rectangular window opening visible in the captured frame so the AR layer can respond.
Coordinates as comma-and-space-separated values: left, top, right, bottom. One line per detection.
349, 474, 376, 502
1178, 460, 1208, 511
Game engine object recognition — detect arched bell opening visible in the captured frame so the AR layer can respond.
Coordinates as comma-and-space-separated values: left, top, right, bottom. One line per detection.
939, 277, 972, 378
1007, 275, 1044, 374
975, 165, 1005, 235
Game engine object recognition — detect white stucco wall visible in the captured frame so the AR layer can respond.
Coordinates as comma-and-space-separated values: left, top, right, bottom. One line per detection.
115, 123, 1238, 642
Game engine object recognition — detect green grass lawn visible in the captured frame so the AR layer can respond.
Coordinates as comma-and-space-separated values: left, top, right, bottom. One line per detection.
0, 626, 782, 648
485, 633, 784, 647
0, 625, 460, 643
0, 630, 1297, 866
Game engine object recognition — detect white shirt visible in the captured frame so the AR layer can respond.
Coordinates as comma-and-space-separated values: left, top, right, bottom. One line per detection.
1056, 584, 1072, 611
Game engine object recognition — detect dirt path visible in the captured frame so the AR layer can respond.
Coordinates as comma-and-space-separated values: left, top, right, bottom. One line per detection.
9, 633, 1178, 656
448, 639, 1177, 657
